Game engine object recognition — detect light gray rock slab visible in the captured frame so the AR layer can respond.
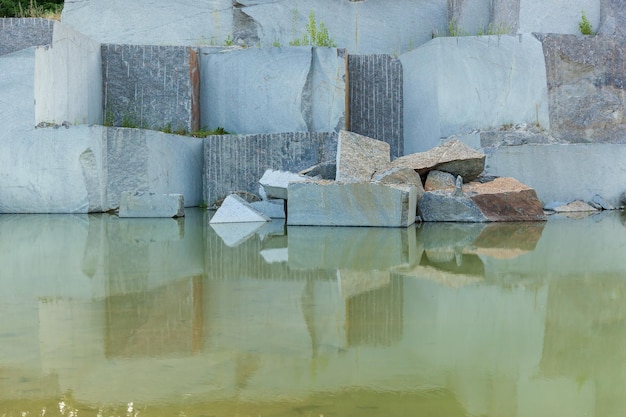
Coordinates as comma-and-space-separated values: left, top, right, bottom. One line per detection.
209, 194, 271, 224
118, 192, 184, 218
250, 200, 286, 219
35, 22, 102, 126
484, 143, 626, 208
258, 169, 310, 200
400, 34, 550, 153
287, 180, 417, 227
201, 47, 310, 134
336, 130, 390, 182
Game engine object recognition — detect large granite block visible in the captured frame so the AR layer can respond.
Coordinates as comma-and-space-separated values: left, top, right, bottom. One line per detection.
203, 132, 337, 206
0, 18, 54, 57
35, 22, 102, 126
102, 44, 200, 132
287, 181, 417, 227
201, 47, 345, 134
400, 34, 550, 153
348, 54, 403, 158
118, 192, 185, 218
539, 33, 626, 143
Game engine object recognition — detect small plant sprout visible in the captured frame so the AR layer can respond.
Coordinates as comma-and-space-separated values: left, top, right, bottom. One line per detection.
289, 10, 336, 47
579, 10, 594, 35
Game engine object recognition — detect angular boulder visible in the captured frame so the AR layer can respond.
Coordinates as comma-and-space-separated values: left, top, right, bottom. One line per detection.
552, 200, 599, 213
390, 139, 485, 181
336, 130, 390, 182
118, 192, 184, 218
372, 166, 425, 201
258, 169, 309, 200
209, 194, 271, 224
287, 180, 417, 227
424, 170, 456, 191
419, 177, 545, 222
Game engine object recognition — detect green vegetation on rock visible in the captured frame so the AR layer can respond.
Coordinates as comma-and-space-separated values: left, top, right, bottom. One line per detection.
0, 0, 63, 18
579, 9, 594, 35
289, 10, 336, 47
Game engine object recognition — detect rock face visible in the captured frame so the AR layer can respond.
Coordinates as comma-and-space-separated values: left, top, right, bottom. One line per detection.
336, 130, 390, 182
598, 0, 626, 38
287, 181, 417, 227
0, 18, 54, 57
419, 177, 545, 222
390, 139, 485, 181
539, 33, 626, 144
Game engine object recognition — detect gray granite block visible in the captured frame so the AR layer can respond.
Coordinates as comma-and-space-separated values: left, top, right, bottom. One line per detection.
0, 18, 54, 57
119, 191, 184, 218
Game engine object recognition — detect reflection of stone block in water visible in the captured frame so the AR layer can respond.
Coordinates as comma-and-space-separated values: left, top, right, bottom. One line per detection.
104, 276, 203, 358
344, 276, 403, 347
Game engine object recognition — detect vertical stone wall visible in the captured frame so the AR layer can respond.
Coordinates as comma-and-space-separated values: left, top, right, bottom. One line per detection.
102, 45, 200, 133
539, 33, 626, 143
348, 54, 403, 159
203, 132, 337, 206
0, 18, 54, 57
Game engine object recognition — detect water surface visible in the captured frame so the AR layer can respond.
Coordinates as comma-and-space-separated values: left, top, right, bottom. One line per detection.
1, 209, 626, 417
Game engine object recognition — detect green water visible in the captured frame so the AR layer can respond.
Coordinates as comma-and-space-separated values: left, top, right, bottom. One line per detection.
1, 209, 626, 417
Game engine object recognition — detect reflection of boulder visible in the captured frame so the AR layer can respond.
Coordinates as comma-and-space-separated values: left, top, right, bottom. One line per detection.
105, 276, 203, 358
420, 252, 485, 277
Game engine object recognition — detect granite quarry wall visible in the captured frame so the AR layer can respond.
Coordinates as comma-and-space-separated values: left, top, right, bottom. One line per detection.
3, 0, 626, 212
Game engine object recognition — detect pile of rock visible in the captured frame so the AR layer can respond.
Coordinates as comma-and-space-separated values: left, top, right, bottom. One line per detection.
210, 131, 547, 227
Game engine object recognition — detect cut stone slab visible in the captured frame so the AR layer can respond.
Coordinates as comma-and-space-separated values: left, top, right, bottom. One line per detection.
553, 200, 600, 213
300, 162, 336, 180
287, 180, 417, 227
390, 139, 485, 181
209, 194, 271, 224
336, 130, 390, 182
424, 170, 456, 191
418, 177, 545, 222
250, 199, 286, 219
119, 192, 184, 218
258, 169, 310, 200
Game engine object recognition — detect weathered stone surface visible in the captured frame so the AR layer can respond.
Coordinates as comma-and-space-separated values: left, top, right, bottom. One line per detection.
372, 166, 425, 201
119, 192, 184, 218
0, 18, 54, 57
539, 33, 626, 144
390, 139, 485, 181
102, 44, 199, 132
418, 177, 545, 222
517, 0, 600, 34
336, 131, 391, 182
203, 132, 337, 206
424, 170, 455, 191
348, 54, 403, 158
300, 162, 336, 180
553, 200, 599, 212
418, 192, 488, 222
598, 0, 626, 38
61, 0, 447, 55
209, 194, 270, 224
400, 34, 550, 153
35, 22, 102, 126
465, 177, 546, 221
287, 181, 417, 227
258, 169, 309, 200
201, 47, 345, 135
447, 0, 491, 35
592, 194, 614, 210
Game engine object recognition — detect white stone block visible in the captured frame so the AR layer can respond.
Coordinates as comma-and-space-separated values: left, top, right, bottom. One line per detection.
209, 194, 271, 223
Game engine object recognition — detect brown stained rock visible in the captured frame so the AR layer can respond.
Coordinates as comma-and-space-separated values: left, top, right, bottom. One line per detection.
336, 130, 390, 182
465, 177, 546, 222
390, 139, 485, 181
424, 170, 456, 191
